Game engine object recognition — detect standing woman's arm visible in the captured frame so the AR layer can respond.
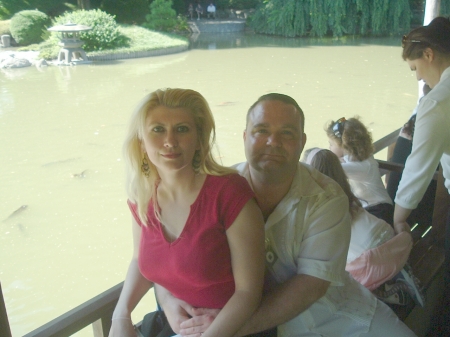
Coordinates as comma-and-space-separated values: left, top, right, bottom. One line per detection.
201, 199, 266, 337
394, 100, 449, 232
109, 219, 154, 337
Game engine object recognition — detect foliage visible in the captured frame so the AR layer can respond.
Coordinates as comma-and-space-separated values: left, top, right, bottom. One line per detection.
0, 0, 77, 20
442, 0, 450, 17
250, 0, 412, 38
100, 0, 149, 24
52, 9, 124, 51
144, 0, 189, 33
9, 10, 51, 45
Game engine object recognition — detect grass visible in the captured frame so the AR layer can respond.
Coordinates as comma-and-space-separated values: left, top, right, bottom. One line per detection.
17, 24, 189, 60
0, 19, 10, 35
87, 25, 189, 57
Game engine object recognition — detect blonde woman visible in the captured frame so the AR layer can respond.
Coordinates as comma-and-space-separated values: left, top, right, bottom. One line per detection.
109, 88, 265, 337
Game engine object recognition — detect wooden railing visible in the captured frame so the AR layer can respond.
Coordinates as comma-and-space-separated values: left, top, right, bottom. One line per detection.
21, 282, 123, 337
1, 127, 448, 337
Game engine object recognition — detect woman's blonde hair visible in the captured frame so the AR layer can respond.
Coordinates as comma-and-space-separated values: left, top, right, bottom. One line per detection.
325, 116, 374, 161
123, 88, 235, 225
302, 148, 361, 218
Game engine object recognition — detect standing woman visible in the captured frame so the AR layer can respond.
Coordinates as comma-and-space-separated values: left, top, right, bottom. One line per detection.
394, 17, 450, 335
395, 17, 450, 245
109, 88, 265, 337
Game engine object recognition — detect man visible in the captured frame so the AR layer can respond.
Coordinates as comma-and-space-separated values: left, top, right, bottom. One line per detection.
207, 3, 216, 19
195, 3, 203, 20
157, 94, 415, 336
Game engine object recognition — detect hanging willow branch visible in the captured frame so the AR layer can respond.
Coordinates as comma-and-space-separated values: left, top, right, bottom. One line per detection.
250, 0, 412, 37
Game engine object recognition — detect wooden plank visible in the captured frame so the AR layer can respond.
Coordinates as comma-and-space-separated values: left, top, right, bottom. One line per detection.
373, 128, 401, 154
0, 282, 12, 337
23, 282, 123, 337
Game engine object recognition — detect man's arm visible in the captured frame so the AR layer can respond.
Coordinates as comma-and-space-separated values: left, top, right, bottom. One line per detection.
235, 274, 329, 336
177, 274, 329, 337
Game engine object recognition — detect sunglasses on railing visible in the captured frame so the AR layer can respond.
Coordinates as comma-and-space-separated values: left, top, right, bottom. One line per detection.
332, 117, 346, 138
402, 35, 422, 48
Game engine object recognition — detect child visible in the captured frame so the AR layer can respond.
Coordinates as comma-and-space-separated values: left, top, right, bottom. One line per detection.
303, 148, 424, 307
326, 116, 394, 224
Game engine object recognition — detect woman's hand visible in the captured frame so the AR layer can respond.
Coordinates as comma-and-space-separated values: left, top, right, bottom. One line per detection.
179, 308, 220, 337
108, 318, 137, 337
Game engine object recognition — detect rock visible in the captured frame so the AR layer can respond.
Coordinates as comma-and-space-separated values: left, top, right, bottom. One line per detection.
35, 59, 48, 67
0, 56, 32, 69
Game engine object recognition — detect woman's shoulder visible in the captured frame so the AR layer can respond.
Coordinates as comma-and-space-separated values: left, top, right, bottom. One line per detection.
207, 173, 248, 186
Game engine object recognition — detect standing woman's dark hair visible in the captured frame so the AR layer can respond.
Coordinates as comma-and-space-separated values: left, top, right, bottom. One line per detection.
402, 16, 450, 61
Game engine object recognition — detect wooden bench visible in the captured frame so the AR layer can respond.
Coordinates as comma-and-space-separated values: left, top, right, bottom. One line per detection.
373, 128, 449, 335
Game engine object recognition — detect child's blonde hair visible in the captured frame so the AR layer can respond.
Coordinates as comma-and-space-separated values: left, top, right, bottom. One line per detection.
326, 116, 374, 161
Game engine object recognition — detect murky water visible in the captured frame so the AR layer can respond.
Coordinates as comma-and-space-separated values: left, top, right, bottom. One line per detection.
1, 33, 419, 336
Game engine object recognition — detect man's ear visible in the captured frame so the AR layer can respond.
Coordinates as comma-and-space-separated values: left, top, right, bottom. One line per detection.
243, 129, 247, 141
300, 133, 307, 153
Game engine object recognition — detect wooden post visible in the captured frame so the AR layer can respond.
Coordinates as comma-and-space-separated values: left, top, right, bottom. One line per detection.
92, 316, 112, 337
424, 0, 441, 25
0, 282, 12, 337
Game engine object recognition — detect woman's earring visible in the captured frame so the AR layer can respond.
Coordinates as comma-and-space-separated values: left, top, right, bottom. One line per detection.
192, 150, 201, 173
141, 154, 150, 177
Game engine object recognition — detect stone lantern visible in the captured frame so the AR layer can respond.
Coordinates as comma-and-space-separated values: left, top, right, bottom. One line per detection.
47, 22, 92, 65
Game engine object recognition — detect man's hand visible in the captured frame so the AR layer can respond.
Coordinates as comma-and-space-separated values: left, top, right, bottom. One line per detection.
162, 295, 194, 334
179, 308, 220, 337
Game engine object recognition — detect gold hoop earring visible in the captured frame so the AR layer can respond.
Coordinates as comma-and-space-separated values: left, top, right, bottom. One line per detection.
141, 154, 150, 177
192, 150, 201, 172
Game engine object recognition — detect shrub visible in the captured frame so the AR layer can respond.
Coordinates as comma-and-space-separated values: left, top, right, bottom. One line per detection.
144, 0, 178, 32
9, 10, 50, 45
52, 9, 123, 51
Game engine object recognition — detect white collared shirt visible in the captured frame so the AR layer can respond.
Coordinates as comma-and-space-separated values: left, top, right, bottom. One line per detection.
235, 162, 377, 336
396, 66, 450, 209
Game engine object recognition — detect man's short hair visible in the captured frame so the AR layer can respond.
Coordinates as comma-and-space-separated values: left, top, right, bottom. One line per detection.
246, 93, 305, 132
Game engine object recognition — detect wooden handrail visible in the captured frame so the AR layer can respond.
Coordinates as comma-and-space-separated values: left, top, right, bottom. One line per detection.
373, 127, 401, 154
22, 282, 123, 337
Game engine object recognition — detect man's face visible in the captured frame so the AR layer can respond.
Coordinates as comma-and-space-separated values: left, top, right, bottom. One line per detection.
244, 100, 306, 175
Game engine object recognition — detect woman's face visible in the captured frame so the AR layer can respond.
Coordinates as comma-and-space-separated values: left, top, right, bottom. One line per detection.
328, 138, 344, 158
406, 49, 441, 88
141, 105, 199, 174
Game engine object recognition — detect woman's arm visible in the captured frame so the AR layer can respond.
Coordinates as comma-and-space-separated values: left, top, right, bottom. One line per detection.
201, 199, 265, 337
109, 219, 154, 337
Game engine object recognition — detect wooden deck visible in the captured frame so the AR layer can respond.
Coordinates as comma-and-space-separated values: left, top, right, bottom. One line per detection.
1, 128, 448, 337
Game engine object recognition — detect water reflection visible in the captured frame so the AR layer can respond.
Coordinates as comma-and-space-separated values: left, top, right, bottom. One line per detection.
1, 32, 418, 337
189, 31, 403, 50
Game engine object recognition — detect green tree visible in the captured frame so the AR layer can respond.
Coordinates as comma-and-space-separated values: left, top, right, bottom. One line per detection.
101, 0, 150, 24
144, 0, 178, 31
0, 0, 76, 19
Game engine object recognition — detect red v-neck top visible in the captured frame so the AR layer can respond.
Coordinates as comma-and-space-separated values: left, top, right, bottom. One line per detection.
127, 174, 254, 308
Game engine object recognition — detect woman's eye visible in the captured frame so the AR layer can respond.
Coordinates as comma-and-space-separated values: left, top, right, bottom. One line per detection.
177, 125, 189, 132
152, 126, 164, 132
